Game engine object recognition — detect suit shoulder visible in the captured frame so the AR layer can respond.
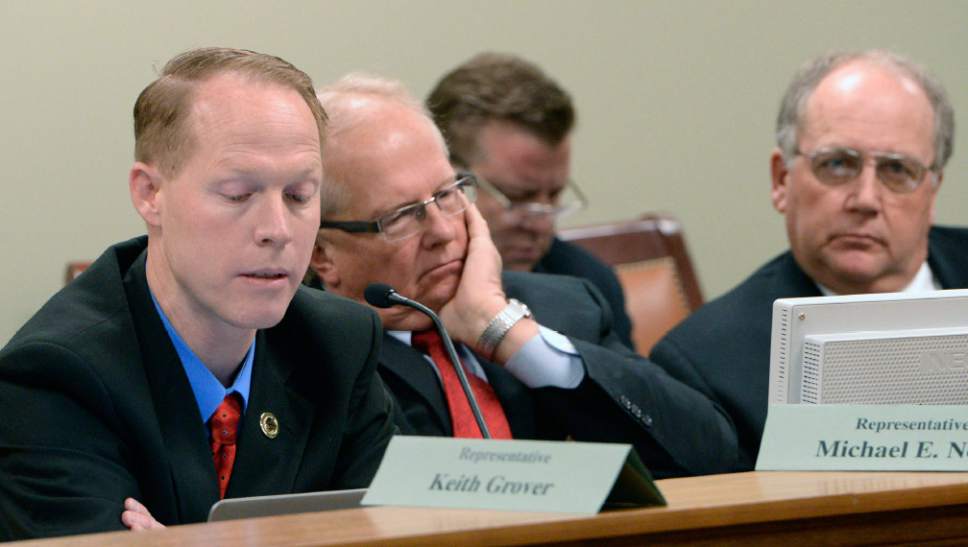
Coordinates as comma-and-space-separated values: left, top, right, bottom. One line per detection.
929, 225, 968, 247
542, 239, 614, 276
658, 253, 792, 345
503, 270, 600, 302
538, 239, 622, 292
0, 298, 136, 408
4, 273, 132, 366
278, 287, 380, 358
288, 286, 378, 325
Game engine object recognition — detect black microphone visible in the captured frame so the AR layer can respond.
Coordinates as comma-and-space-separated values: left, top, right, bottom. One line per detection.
364, 283, 492, 439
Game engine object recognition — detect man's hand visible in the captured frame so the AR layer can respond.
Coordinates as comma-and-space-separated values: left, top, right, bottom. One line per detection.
121, 498, 165, 531
440, 204, 538, 362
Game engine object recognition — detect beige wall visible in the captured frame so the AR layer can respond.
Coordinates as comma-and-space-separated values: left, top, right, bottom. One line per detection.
1, 0, 966, 345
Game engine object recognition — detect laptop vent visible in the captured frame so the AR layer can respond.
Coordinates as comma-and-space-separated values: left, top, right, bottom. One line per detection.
801, 330, 968, 404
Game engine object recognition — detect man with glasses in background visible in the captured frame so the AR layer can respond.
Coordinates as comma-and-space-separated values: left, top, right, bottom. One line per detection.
649, 50, 968, 471
426, 53, 634, 349
308, 74, 738, 479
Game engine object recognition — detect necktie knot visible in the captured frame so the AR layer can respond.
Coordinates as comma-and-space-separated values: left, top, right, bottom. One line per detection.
411, 329, 443, 356
409, 329, 512, 439
210, 393, 242, 445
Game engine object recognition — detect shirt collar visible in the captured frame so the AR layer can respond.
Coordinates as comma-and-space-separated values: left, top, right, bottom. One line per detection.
387, 330, 412, 346
149, 290, 254, 423
817, 262, 941, 296
388, 329, 487, 381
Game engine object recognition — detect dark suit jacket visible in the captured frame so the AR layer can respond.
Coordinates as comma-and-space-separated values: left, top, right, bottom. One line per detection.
0, 237, 395, 540
535, 237, 634, 349
378, 271, 737, 479
649, 226, 968, 471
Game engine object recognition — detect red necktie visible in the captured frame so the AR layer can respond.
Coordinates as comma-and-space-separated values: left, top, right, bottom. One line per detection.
209, 393, 242, 499
411, 330, 512, 439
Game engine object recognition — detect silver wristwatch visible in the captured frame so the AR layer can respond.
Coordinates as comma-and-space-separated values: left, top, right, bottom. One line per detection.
477, 298, 532, 360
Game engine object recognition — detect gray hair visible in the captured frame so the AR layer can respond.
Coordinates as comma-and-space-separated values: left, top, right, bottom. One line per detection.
315, 73, 446, 218
775, 50, 955, 171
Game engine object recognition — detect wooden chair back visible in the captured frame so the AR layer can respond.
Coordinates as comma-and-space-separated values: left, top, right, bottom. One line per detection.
558, 213, 703, 354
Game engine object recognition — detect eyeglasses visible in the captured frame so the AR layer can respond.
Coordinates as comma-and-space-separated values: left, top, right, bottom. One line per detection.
476, 176, 588, 220
319, 172, 478, 242
796, 147, 936, 194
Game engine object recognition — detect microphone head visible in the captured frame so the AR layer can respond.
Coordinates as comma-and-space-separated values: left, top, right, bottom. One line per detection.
364, 283, 397, 309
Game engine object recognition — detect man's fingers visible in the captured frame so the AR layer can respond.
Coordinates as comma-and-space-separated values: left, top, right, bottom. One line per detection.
465, 204, 489, 238
124, 497, 149, 515
121, 510, 148, 531
121, 498, 165, 531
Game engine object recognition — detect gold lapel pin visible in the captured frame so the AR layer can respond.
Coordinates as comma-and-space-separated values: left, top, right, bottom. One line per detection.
260, 412, 279, 439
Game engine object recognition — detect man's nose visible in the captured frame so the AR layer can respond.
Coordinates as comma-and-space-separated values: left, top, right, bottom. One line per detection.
421, 202, 457, 245
518, 209, 556, 233
844, 161, 883, 214
254, 194, 294, 246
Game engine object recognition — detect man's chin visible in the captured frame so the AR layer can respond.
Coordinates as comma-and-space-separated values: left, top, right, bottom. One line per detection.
501, 244, 549, 271
819, 256, 893, 293
378, 307, 433, 332
227, 305, 289, 331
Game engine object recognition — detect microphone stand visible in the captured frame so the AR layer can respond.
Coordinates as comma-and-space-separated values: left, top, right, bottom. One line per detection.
365, 284, 491, 439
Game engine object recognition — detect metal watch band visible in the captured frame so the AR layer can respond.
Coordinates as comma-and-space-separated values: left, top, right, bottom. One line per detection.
476, 298, 532, 360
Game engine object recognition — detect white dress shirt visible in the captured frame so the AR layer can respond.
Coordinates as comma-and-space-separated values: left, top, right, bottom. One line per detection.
388, 325, 585, 389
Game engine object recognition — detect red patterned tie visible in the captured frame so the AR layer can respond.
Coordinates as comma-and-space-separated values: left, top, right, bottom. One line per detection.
209, 393, 242, 499
411, 329, 512, 439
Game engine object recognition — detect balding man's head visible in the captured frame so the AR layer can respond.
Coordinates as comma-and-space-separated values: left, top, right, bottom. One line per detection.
311, 74, 471, 330
769, 50, 953, 295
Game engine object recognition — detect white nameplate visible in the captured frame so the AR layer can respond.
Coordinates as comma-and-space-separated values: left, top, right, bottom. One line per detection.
756, 404, 968, 471
362, 436, 664, 514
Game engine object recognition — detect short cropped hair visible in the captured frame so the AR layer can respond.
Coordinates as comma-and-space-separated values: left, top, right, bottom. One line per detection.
776, 49, 955, 171
134, 47, 327, 176
426, 52, 575, 167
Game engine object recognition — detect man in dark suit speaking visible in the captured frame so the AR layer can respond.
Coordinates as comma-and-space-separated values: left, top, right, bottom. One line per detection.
308, 74, 736, 480
650, 50, 967, 471
0, 48, 394, 539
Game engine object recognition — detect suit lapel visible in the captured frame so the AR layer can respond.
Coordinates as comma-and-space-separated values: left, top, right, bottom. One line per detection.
379, 331, 537, 439
927, 228, 968, 289
380, 334, 451, 433
479, 360, 537, 438
227, 332, 314, 498
775, 252, 822, 297
123, 255, 220, 522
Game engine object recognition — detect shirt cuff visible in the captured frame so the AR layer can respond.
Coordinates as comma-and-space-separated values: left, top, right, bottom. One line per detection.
504, 325, 585, 389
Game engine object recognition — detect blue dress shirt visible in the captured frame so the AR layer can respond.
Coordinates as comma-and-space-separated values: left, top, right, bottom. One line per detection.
149, 291, 254, 428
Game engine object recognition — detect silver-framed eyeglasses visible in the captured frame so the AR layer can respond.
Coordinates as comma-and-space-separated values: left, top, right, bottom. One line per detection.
796, 147, 936, 194
476, 176, 588, 220
319, 172, 478, 242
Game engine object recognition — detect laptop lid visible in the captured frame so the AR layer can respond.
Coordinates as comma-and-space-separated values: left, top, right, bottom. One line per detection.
207, 488, 367, 522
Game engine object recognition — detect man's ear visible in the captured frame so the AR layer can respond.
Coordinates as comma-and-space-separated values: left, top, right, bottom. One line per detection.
129, 162, 164, 227
769, 148, 790, 214
928, 170, 943, 224
310, 235, 341, 289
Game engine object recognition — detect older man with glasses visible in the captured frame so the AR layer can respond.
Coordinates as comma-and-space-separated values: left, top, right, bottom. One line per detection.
649, 49, 968, 472
426, 52, 634, 349
308, 74, 738, 479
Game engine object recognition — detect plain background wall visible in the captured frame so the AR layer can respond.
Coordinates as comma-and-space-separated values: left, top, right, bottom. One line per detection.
1, 0, 966, 345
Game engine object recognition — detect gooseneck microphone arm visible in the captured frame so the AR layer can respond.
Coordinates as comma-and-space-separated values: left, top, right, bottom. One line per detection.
364, 283, 492, 439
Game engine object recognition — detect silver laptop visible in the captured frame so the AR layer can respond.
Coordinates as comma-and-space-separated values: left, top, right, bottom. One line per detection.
207, 488, 367, 522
